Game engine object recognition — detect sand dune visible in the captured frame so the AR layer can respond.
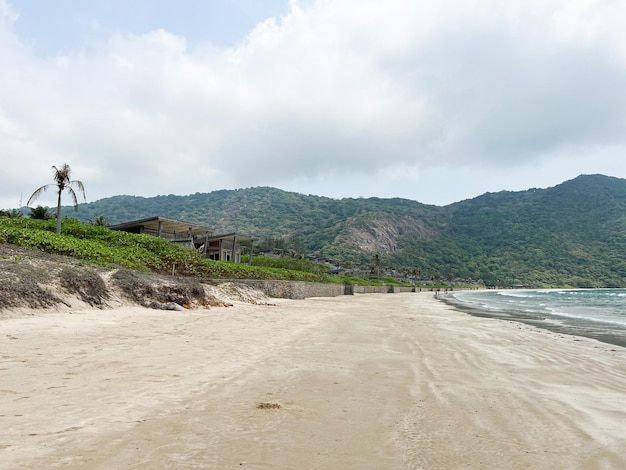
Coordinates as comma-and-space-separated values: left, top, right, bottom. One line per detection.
1, 292, 625, 469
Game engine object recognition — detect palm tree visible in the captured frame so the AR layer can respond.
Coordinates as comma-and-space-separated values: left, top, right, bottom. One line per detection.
89, 215, 108, 226
0, 209, 23, 218
29, 205, 53, 220
27, 163, 86, 234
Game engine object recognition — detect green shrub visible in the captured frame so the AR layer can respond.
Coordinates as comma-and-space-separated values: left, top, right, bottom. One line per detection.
246, 255, 329, 275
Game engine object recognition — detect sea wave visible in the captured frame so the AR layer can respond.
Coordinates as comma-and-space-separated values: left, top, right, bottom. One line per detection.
496, 291, 534, 298
445, 289, 626, 348
546, 308, 626, 327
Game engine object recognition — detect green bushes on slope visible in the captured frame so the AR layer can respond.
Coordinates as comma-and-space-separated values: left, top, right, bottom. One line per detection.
0, 218, 328, 282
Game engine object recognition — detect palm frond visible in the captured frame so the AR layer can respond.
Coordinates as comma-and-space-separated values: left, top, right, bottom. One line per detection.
27, 185, 51, 206
71, 180, 86, 200
67, 188, 80, 210
67, 180, 86, 210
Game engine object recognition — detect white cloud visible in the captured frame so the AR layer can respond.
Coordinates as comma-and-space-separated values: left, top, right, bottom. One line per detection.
1, 0, 626, 210
0, 0, 17, 23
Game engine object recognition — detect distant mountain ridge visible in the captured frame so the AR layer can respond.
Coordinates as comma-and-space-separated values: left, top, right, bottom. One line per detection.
68, 174, 626, 288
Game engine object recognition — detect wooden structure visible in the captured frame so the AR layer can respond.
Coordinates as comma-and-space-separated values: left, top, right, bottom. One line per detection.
110, 216, 256, 263
203, 232, 256, 263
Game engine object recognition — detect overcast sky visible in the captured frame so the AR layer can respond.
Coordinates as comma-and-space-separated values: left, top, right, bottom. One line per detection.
2, 0, 626, 210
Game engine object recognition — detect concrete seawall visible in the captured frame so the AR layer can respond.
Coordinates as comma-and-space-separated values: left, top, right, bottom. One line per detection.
350, 285, 417, 294
225, 280, 345, 299
224, 280, 418, 300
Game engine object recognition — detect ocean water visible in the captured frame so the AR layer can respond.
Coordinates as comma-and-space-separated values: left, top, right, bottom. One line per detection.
443, 289, 626, 349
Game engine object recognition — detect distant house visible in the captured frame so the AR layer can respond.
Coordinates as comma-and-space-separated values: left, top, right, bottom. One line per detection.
203, 232, 256, 263
110, 216, 210, 248
110, 216, 256, 263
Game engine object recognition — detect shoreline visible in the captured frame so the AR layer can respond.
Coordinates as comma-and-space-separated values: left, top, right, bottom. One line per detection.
1, 292, 625, 468
442, 288, 626, 349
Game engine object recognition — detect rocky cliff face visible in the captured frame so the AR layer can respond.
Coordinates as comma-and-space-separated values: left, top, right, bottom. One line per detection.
343, 217, 439, 254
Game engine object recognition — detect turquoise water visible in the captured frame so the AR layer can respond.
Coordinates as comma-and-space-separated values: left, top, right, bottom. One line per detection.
443, 289, 626, 348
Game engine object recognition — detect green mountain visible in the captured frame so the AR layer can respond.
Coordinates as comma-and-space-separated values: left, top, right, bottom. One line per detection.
66, 174, 626, 288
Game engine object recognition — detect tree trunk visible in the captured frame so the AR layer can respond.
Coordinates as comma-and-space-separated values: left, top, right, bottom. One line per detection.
55, 190, 62, 234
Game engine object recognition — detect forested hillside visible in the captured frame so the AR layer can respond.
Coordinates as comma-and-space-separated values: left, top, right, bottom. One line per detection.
398, 175, 626, 287
53, 174, 626, 288
70, 188, 445, 266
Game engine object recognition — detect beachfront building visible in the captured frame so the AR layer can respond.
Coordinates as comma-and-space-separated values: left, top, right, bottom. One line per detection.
203, 233, 256, 263
110, 216, 210, 248
110, 216, 256, 264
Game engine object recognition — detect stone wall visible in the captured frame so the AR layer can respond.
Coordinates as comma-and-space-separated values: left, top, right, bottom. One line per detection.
226, 280, 418, 299
227, 280, 347, 300
352, 286, 418, 294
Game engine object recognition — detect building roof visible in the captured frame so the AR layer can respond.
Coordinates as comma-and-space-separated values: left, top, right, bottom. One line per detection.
207, 232, 257, 244
109, 216, 211, 237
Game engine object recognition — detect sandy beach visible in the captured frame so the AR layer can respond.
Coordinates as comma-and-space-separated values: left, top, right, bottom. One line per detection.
1, 292, 626, 469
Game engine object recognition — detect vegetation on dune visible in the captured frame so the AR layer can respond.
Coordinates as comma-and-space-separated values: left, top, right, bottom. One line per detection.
0, 218, 330, 282
245, 255, 329, 275
59, 266, 110, 308
29, 206, 54, 220
0, 209, 23, 218
110, 269, 214, 309
0, 218, 448, 288
0, 248, 65, 309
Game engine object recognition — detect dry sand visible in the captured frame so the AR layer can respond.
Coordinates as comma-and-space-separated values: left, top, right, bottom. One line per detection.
1, 292, 626, 469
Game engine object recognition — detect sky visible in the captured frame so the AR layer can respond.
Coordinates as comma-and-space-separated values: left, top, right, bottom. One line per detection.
2, 0, 626, 210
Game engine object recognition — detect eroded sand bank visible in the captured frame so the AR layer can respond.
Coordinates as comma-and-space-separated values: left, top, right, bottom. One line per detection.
1, 293, 625, 469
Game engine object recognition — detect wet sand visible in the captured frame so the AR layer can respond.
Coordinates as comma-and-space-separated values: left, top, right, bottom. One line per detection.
1, 293, 625, 469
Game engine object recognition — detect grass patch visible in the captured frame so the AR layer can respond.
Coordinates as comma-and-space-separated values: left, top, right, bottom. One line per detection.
59, 267, 109, 308
0, 278, 64, 310
246, 255, 329, 275
112, 269, 216, 309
